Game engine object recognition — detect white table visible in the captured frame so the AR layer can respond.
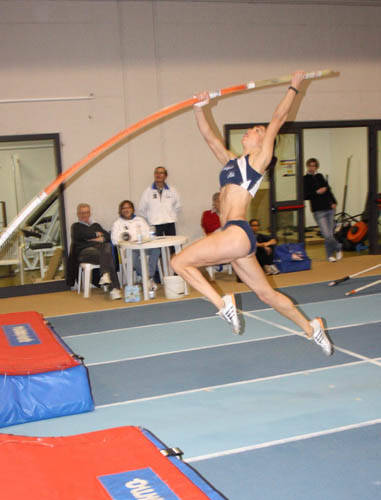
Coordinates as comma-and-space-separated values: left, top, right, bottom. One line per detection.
119, 235, 188, 300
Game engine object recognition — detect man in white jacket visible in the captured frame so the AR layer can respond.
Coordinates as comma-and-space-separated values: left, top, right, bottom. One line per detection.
138, 166, 181, 238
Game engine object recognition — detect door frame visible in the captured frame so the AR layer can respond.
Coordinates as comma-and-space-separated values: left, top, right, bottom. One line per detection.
225, 119, 381, 253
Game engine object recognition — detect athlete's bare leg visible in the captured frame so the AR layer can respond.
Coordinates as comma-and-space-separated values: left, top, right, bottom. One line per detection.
171, 225, 250, 310
231, 254, 313, 337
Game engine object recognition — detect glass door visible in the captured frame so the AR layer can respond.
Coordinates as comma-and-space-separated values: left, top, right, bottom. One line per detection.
269, 131, 305, 244
378, 129, 381, 252
368, 127, 381, 253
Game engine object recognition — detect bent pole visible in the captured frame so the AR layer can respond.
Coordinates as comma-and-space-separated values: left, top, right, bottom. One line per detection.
0, 69, 334, 249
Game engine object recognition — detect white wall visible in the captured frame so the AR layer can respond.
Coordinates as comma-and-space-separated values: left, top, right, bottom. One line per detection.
0, 0, 380, 243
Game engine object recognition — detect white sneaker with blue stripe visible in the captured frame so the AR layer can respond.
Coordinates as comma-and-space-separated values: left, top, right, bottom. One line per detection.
217, 294, 242, 335
311, 318, 333, 356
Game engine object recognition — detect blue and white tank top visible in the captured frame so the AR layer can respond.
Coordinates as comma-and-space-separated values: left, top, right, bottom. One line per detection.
219, 155, 263, 197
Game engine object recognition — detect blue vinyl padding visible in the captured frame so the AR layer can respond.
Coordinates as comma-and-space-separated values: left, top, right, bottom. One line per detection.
192, 422, 381, 500
89, 334, 355, 406
141, 428, 227, 500
0, 365, 94, 428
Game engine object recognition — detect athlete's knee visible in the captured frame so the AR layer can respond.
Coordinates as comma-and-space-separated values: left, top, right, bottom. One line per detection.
256, 287, 279, 305
170, 253, 182, 273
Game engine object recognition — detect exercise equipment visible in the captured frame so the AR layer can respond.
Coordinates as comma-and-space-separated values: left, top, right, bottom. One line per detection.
0, 310, 93, 427
0, 69, 334, 250
328, 263, 381, 287
346, 221, 368, 244
0, 426, 226, 499
335, 155, 353, 224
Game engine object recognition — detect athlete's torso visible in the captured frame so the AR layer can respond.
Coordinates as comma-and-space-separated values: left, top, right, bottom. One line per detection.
219, 155, 263, 197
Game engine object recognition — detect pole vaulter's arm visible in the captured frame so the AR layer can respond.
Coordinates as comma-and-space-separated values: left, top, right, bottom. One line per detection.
0, 69, 335, 249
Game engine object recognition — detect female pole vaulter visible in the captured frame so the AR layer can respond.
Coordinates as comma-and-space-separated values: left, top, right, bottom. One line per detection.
171, 70, 333, 356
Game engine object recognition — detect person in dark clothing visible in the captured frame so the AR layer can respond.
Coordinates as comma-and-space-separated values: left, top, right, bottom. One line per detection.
68, 203, 121, 299
250, 219, 279, 275
303, 158, 342, 262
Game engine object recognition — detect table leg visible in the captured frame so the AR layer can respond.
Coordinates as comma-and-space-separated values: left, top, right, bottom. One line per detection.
174, 244, 188, 295
140, 248, 149, 301
166, 247, 174, 276
126, 249, 133, 286
161, 247, 169, 276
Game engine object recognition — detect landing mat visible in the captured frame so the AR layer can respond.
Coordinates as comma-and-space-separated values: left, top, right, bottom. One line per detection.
0, 310, 93, 427
0, 426, 226, 499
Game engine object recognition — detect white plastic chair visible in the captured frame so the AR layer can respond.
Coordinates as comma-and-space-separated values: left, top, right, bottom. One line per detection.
206, 263, 233, 281
0, 232, 25, 285
77, 263, 100, 298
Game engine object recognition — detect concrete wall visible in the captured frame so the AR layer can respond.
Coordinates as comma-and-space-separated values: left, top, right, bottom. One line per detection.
1, 0, 380, 243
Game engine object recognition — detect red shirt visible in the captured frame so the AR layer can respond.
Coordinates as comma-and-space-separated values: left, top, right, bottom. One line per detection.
201, 210, 221, 234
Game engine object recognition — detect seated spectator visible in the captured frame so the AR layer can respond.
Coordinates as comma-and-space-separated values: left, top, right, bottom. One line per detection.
111, 200, 161, 292
250, 218, 280, 275
201, 192, 221, 235
67, 203, 121, 300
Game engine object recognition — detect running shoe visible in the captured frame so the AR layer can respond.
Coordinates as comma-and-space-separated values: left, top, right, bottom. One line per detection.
99, 272, 111, 285
270, 264, 280, 275
217, 294, 242, 335
336, 250, 343, 261
311, 318, 333, 356
110, 288, 122, 300
263, 265, 272, 275
149, 279, 158, 291
328, 256, 337, 262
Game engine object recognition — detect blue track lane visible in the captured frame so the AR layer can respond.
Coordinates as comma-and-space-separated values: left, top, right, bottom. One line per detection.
89, 333, 357, 406
192, 422, 381, 500
2, 279, 381, 500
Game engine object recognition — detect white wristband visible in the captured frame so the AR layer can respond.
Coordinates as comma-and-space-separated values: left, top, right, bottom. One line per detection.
193, 99, 209, 108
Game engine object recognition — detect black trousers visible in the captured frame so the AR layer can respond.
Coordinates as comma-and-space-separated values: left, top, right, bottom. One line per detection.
78, 243, 120, 289
153, 222, 176, 282
154, 222, 176, 237
256, 246, 275, 268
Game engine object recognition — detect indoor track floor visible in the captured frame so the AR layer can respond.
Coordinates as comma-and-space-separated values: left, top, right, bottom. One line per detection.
3, 275, 381, 500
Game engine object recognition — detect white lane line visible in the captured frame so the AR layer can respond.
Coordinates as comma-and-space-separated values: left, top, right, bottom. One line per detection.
85, 333, 294, 366
246, 312, 381, 368
76, 316, 381, 366
95, 359, 364, 409
46, 294, 204, 318
276, 291, 381, 307
332, 346, 381, 368
63, 314, 223, 339
186, 418, 381, 463
243, 311, 299, 335
62, 293, 381, 339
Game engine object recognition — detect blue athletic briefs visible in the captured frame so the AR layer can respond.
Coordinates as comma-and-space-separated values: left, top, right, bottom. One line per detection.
222, 220, 257, 255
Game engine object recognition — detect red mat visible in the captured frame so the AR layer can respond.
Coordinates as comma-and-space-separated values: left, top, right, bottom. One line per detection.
0, 426, 225, 499
0, 310, 93, 427
0, 311, 80, 375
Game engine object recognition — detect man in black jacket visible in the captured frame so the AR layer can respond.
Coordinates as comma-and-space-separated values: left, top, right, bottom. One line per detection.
250, 219, 279, 275
68, 203, 121, 299
303, 158, 342, 262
